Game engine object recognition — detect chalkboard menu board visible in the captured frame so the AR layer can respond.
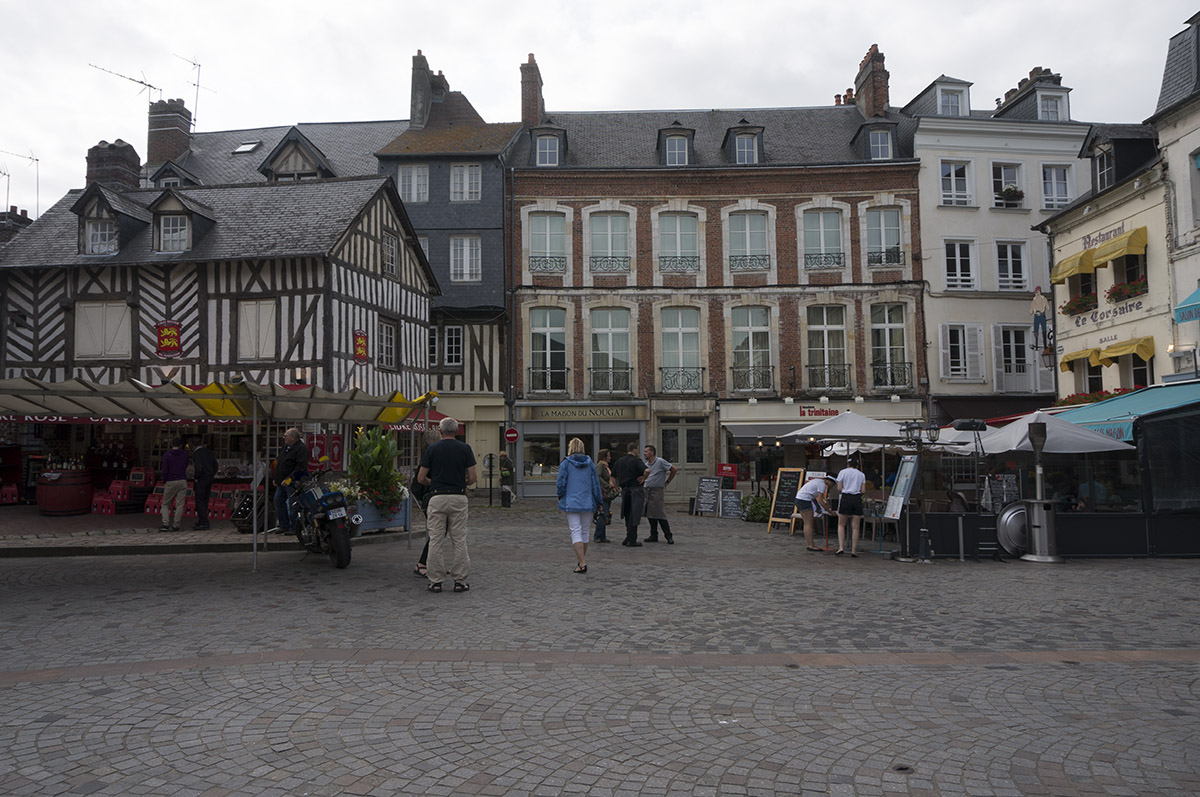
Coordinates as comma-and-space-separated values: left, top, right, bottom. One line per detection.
719, 489, 743, 519
720, 475, 736, 490
693, 476, 721, 515
767, 468, 806, 531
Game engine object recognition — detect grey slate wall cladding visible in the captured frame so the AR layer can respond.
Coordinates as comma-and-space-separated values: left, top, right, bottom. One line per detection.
1155, 17, 1200, 117
386, 158, 506, 310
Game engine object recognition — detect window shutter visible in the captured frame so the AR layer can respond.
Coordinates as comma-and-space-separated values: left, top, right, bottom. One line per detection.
1036, 352, 1055, 393
76, 304, 104, 358
237, 304, 256, 360
939, 324, 951, 381
257, 302, 277, 359
966, 324, 984, 380
991, 325, 1005, 392
105, 303, 131, 358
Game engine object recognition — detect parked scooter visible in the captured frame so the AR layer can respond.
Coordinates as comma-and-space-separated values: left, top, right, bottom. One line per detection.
285, 458, 352, 568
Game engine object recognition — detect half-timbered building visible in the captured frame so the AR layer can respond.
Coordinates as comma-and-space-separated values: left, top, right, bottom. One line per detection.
0, 141, 437, 397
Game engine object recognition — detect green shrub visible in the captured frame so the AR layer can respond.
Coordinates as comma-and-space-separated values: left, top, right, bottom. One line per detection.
742, 494, 772, 523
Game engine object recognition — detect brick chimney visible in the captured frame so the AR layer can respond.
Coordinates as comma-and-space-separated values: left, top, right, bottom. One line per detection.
521, 53, 544, 128
86, 139, 141, 191
853, 44, 890, 118
0, 206, 33, 244
410, 50, 432, 131
147, 98, 192, 167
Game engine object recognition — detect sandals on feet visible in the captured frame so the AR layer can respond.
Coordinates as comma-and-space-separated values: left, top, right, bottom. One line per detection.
850, 553, 859, 558
413, 564, 427, 577
807, 547, 821, 552
427, 582, 442, 593
453, 581, 470, 592
573, 564, 588, 574
835, 549, 844, 556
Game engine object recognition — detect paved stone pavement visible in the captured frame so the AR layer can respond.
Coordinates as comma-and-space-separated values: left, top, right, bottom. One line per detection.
1, 501, 1199, 796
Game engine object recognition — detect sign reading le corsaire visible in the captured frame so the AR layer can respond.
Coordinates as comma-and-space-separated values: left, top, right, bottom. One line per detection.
528, 406, 637, 420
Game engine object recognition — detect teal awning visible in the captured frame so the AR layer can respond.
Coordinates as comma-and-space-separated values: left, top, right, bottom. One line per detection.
1056, 381, 1200, 441
1175, 286, 1200, 324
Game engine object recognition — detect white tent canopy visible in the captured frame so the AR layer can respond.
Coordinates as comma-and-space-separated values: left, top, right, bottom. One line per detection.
976, 411, 1135, 455
785, 411, 905, 443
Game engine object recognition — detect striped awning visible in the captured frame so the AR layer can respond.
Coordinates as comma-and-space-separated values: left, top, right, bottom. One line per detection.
1059, 348, 1102, 373
1098, 336, 1155, 366
1092, 226, 1148, 267
1050, 248, 1096, 284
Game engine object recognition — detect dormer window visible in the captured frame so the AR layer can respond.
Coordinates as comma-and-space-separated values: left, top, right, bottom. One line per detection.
1095, 147, 1115, 191
86, 220, 117, 255
869, 129, 892, 160
1038, 92, 1067, 121
159, 215, 189, 253
735, 134, 757, 164
233, 141, 261, 154
160, 178, 181, 188
938, 87, 968, 116
666, 135, 688, 166
537, 135, 559, 166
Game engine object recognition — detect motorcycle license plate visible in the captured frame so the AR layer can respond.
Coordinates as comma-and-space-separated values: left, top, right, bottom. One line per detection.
328, 507, 347, 519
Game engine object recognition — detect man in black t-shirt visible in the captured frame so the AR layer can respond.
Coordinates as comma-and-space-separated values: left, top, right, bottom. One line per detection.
417, 417, 477, 592
611, 441, 648, 547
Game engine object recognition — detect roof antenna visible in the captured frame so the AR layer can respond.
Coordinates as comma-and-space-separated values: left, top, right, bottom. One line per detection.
174, 54, 217, 129
88, 63, 162, 101
0, 147, 40, 217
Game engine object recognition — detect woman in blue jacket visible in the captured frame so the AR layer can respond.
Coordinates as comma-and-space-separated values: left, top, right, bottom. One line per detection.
556, 437, 604, 574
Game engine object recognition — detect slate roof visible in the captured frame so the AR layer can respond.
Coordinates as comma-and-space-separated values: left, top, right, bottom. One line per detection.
1079, 123, 1158, 155
165, 120, 407, 185
376, 93, 522, 157
1152, 15, 1200, 119
509, 105, 888, 167
0, 176, 402, 269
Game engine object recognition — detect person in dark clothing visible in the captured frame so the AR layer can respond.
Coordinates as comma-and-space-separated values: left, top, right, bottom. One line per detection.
271, 428, 309, 535
417, 417, 477, 592
190, 437, 219, 530
159, 438, 190, 532
611, 441, 647, 547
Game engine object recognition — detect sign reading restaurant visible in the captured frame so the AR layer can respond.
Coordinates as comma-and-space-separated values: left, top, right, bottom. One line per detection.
1080, 222, 1125, 251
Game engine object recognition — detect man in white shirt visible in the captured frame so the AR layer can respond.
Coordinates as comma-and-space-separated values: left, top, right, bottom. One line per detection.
835, 457, 867, 557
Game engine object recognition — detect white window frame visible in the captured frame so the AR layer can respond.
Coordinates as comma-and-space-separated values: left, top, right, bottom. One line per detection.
443, 325, 463, 367
530, 213, 566, 259
590, 213, 629, 259
1095, 149, 1115, 191
1042, 164, 1072, 209
729, 211, 769, 263
866, 207, 902, 265
530, 307, 567, 390
1038, 91, 1067, 121
803, 210, 843, 264
85, 220, 116, 255
992, 162, 1023, 208
806, 305, 847, 390
536, 135, 559, 167
237, 299, 276, 361
159, 215, 189, 252
940, 323, 984, 381
944, 239, 977, 290
428, 327, 439, 368
665, 136, 688, 166
378, 319, 396, 370
995, 325, 1032, 393
938, 87, 967, 116
868, 129, 892, 160
940, 160, 972, 205
397, 165, 429, 203
659, 212, 698, 265
450, 163, 481, 202
418, 236, 429, 258
159, 177, 181, 188
74, 300, 131, 359
661, 306, 701, 380
449, 236, 482, 282
870, 303, 907, 386
732, 305, 771, 376
590, 308, 631, 391
382, 233, 398, 277
996, 241, 1028, 291
735, 134, 757, 164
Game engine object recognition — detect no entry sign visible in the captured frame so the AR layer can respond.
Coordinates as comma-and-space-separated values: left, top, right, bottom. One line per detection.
504, 428, 519, 443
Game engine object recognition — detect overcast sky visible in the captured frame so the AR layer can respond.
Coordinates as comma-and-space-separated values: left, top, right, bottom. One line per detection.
1, 0, 1194, 220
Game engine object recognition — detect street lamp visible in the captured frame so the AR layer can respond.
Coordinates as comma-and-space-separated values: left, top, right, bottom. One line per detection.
1168, 342, 1199, 379
899, 420, 941, 562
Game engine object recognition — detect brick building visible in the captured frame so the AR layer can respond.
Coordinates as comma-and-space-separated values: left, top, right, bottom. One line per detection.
506, 49, 927, 500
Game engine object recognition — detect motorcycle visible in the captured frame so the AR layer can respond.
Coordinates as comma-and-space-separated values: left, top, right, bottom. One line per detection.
285, 460, 353, 569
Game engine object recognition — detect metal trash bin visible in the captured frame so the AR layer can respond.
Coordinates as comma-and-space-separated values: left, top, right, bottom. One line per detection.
1020, 499, 1063, 563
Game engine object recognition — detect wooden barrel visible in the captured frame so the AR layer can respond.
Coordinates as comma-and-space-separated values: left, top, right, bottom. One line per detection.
37, 469, 93, 516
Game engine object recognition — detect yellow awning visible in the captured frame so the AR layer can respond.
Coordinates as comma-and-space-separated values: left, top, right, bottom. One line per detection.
1098, 336, 1155, 367
1060, 348, 1102, 373
1092, 226, 1148, 267
1050, 248, 1096, 284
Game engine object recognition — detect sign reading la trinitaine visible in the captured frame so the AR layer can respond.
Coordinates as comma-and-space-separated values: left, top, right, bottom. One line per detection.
1072, 299, 1144, 327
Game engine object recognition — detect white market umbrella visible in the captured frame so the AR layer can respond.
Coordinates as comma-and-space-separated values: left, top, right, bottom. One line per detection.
785, 410, 905, 443
976, 411, 1135, 455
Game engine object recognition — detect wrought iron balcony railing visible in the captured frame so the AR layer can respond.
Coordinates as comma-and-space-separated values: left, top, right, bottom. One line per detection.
589, 367, 632, 395
659, 366, 705, 393
589, 255, 630, 273
527, 367, 569, 392
731, 365, 774, 392
729, 254, 770, 272
871, 361, 913, 390
658, 255, 700, 272
804, 252, 845, 269
867, 248, 905, 266
529, 255, 567, 273
805, 363, 851, 393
